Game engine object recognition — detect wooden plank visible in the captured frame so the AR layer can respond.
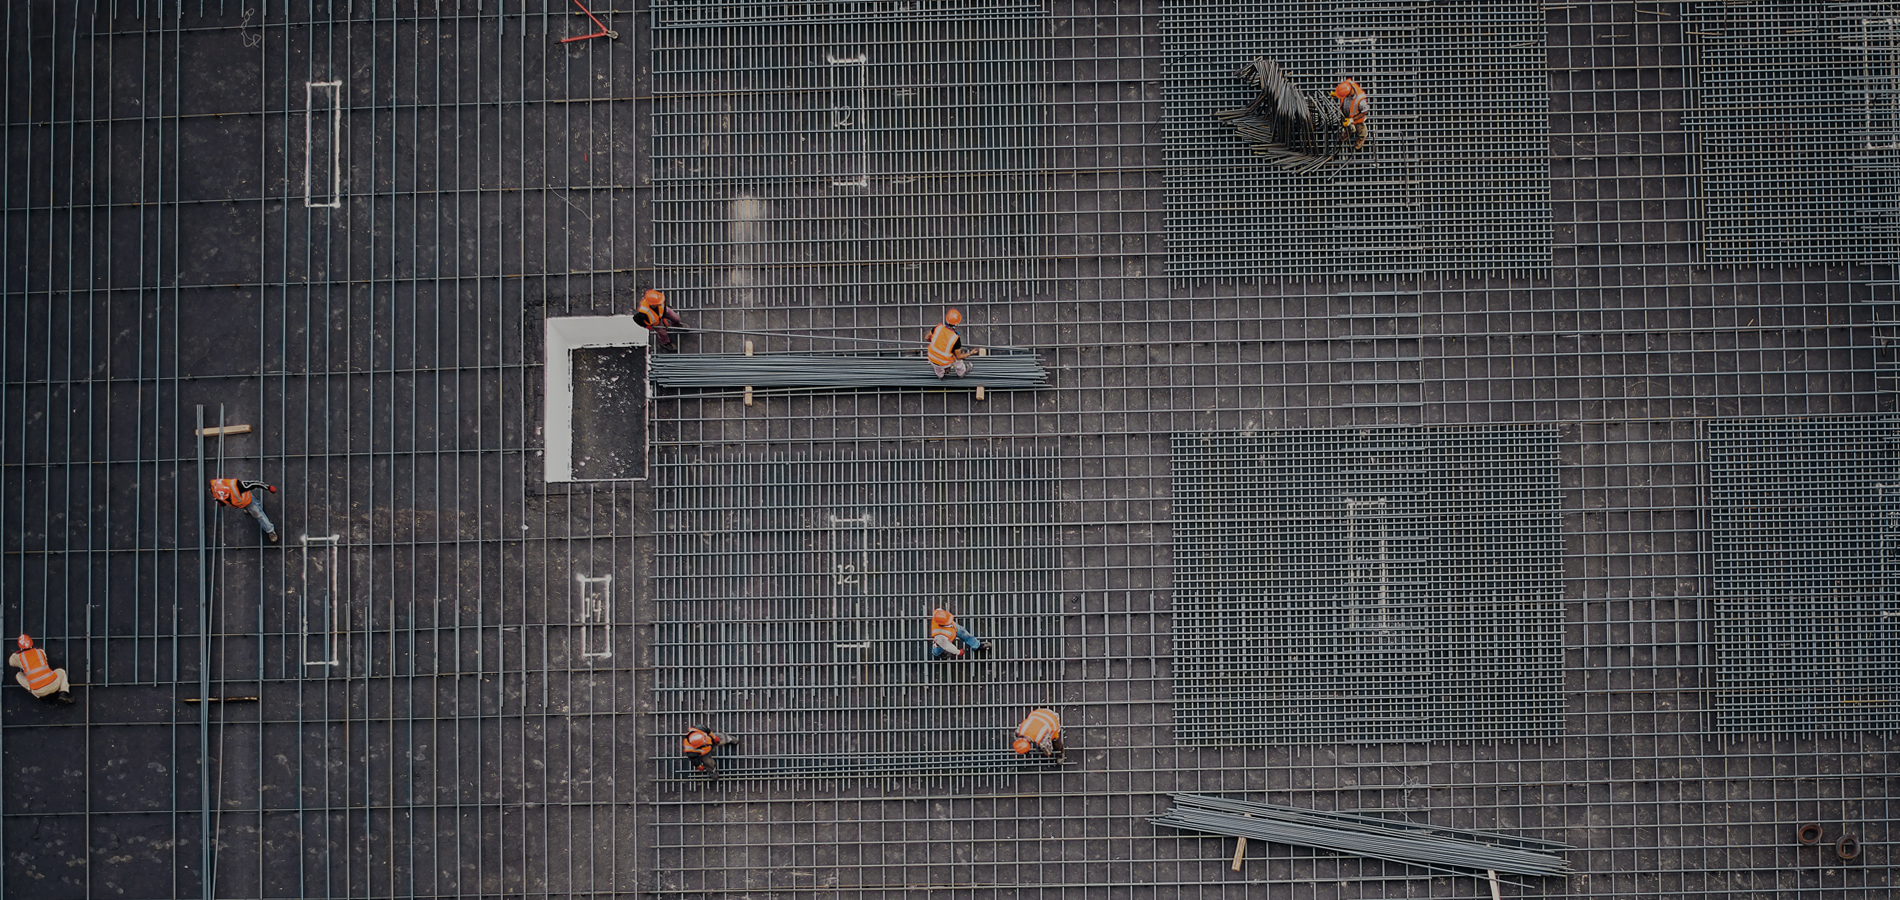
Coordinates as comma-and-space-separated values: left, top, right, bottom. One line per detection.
195, 424, 252, 437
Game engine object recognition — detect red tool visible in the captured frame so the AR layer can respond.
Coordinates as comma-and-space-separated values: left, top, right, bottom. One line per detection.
560, 0, 617, 43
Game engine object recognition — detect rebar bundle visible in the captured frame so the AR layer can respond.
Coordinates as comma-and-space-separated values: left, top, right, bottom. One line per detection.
649, 350, 1048, 390
1152, 794, 1574, 878
1214, 56, 1355, 173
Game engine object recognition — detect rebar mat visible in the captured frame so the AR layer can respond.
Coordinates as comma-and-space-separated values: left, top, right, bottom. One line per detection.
1171, 427, 1565, 744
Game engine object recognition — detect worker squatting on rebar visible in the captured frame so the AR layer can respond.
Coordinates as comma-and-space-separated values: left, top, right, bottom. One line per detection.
925, 308, 973, 379
634, 288, 685, 349
1331, 78, 1371, 149
929, 607, 988, 659
210, 478, 280, 543
1013, 707, 1064, 761
11, 634, 74, 705
682, 726, 738, 775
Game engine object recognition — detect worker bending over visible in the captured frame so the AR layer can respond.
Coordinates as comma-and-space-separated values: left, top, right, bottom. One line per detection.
682, 726, 737, 776
10, 634, 73, 704
210, 478, 279, 543
929, 607, 987, 659
634, 289, 685, 349
1331, 78, 1370, 149
1013, 707, 1064, 761
925, 308, 972, 379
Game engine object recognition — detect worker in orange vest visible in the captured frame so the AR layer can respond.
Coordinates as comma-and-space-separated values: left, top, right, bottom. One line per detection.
633, 288, 685, 349
928, 607, 987, 659
210, 478, 279, 543
1331, 78, 1371, 149
1013, 707, 1063, 761
10, 634, 73, 704
682, 725, 737, 775
924, 308, 972, 379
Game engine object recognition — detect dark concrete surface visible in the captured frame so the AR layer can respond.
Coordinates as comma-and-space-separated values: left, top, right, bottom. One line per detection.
1, 1, 1895, 899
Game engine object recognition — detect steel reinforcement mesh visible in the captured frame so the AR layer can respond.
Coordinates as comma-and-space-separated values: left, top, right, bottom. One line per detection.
1171, 427, 1566, 745
1705, 414, 1900, 735
1682, 1, 1900, 265
650, 452, 1065, 782
649, 2, 1049, 327
1161, 0, 1550, 281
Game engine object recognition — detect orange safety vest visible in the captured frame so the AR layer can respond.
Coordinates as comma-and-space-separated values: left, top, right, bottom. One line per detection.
930, 611, 961, 644
16, 647, 57, 692
635, 292, 668, 328
1333, 80, 1369, 124
1016, 708, 1060, 744
925, 324, 962, 367
209, 478, 253, 509
682, 729, 714, 756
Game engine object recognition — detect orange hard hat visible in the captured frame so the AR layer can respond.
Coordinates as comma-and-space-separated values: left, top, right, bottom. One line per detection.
1012, 738, 1033, 754
944, 308, 962, 326
642, 289, 665, 305
932, 608, 951, 626
16, 634, 32, 650
1331, 79, 1357, 99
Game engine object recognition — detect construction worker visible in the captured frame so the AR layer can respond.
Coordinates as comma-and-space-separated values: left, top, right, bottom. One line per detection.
929, 607, 986, 659
924, 308, 972, 379
10, 634, 73, 704
682, 726, 737, 775
1331, 78, 1370, 149
1013, 707, 1064, 761
633, 288, 684, 348
210, 478, 279, 543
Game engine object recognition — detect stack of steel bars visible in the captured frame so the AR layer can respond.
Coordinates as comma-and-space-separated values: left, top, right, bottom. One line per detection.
649, 350, 1048, 391
1151, 794, 1573, 878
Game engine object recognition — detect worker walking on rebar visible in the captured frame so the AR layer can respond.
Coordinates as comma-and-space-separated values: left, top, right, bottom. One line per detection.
10, 634, 74, 704
1331, 78, 1370, 149
929, 607, 987, 659
682, 725, 737, 775
634, 288, 685, 349
1013, 707, 1064, 761
925, 308, 973, 379
210, 477, 280, 543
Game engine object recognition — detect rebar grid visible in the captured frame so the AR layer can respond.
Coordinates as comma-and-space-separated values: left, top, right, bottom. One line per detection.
644, 1, 1895, 899
1681, 0, 1900, 265
651, 452, 1065, 782
1171, 427, 1566, 745
1162, 0, 1551, 281
1, 1, 1896, 900
3, 3, 638, 898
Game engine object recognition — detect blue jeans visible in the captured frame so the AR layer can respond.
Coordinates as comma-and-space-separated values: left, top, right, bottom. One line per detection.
929, 626, 983, 659
244, 500, 275, 535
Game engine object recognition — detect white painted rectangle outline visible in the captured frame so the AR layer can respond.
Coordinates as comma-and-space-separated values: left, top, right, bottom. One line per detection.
305, 81, 343, 208
301, 534, 343, 667
576, 574, 614, 661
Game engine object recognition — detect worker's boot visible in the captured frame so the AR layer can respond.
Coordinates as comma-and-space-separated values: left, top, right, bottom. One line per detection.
55, 690, 74, 705
266, 530, 280, 544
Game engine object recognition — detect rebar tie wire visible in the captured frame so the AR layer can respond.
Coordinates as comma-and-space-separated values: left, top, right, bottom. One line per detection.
560, 0, 618, 43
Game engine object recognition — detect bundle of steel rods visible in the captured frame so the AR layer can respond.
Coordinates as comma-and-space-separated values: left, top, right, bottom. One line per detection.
1152, 794, 1573, 878
649, 350, 1048, 390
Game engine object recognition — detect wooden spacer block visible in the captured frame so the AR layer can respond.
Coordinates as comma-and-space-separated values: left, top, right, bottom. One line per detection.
744, 340, 753, 357
976, 347, 988, 356
974, 385, 986, 401
196, 424, 252, 437
1230, 835, 1247, 871
743, 386, 754, 406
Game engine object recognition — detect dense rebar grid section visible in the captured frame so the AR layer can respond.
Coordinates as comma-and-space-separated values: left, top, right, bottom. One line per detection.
1162, 0, 1550, 280
649, 1, 1050, 335
1682, 1, 1900, 265
1, 4, 638, 898
650, 452, 1065, 781
1705, 414, 1900, 735
1171, 427, 1565, 744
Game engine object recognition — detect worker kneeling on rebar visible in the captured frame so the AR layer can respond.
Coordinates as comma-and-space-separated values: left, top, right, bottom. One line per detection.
682, 725, 737, 776
925, 308, 973, 379
1331, 78, 1371, 149
1013, 707, 1064, 762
